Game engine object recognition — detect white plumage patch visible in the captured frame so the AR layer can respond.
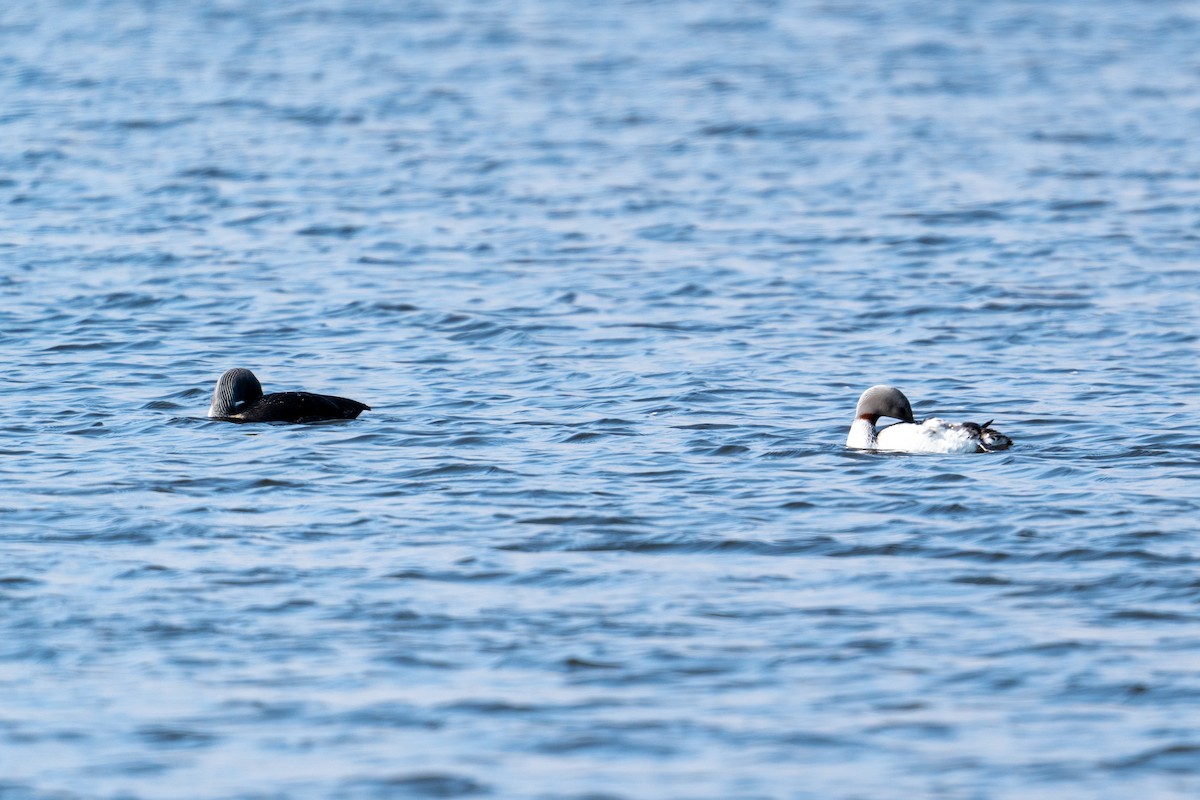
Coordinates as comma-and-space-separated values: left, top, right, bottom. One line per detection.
874, 419, 981, 454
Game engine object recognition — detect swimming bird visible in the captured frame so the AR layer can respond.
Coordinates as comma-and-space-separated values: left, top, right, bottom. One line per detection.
208, 368, 370, 423
846, 385, 1012, 453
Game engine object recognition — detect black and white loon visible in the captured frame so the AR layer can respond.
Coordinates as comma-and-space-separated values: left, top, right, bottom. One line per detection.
846, 385, 1011, 454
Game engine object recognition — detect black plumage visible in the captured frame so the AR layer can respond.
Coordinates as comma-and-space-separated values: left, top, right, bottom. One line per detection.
208, 368, 369, 423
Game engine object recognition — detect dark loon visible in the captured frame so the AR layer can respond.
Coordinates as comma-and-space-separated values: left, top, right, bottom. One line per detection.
208, 368, 370, 423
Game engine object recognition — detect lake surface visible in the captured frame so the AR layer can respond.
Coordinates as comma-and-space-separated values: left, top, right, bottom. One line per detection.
2, 1, 1199, 797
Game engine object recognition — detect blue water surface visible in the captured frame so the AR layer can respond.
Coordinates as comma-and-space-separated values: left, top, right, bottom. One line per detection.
2, 1, 1199, 798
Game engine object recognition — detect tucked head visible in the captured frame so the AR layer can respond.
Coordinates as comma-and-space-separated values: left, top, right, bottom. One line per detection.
209, 368, 264, 418
854, 385, 915, 424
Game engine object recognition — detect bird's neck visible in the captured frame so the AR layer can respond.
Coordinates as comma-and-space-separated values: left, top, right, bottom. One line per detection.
846, 416, 878, 449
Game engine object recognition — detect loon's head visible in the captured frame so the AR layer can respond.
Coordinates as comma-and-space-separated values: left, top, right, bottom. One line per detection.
854, 385, 915, 425
209, 368, 264, 418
